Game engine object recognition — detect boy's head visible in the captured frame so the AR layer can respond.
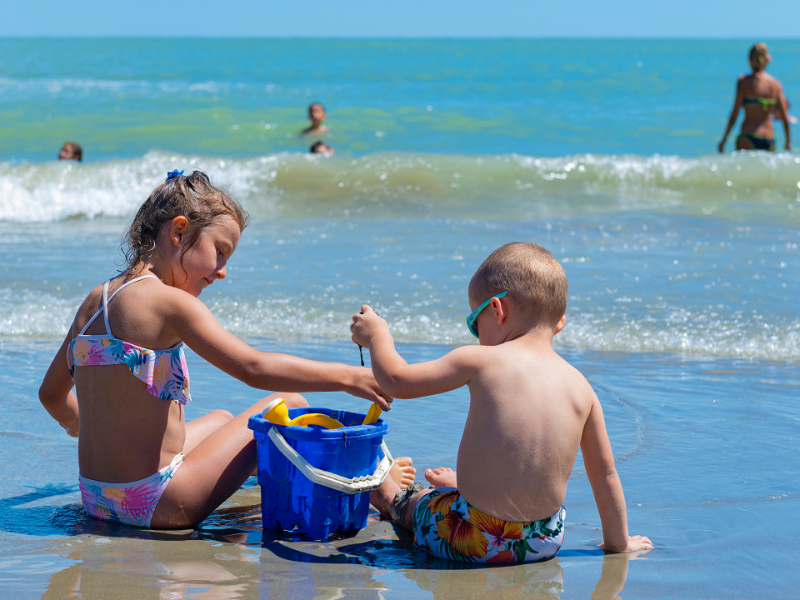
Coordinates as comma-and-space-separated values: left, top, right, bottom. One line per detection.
58, 142, 82, 161
309, 140, 333, 154
468, 242, 567, 329
308, 102, 326, 125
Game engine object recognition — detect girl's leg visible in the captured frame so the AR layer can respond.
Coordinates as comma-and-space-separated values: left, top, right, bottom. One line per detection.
183, 410, 234, 454
151, 393, 307, 529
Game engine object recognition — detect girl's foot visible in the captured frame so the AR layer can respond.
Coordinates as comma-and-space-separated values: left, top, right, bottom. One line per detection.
389, 456, 416, 489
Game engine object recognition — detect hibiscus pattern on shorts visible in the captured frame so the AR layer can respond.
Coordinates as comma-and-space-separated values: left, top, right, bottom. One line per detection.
413, 487, 565, 564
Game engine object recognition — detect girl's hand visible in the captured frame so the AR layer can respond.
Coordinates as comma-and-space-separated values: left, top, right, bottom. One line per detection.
346, 365, 393, 410
350, 305, 388, 348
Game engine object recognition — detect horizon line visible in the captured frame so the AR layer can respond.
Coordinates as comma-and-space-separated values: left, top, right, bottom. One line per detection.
1, 34, 799, 41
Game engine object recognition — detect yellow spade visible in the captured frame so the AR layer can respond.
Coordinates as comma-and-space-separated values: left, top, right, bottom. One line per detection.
362, 403, 382, 425
263, 398, 343, 429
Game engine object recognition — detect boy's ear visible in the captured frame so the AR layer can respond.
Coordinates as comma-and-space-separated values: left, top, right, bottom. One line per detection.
491, 295, 508, 324
554, 315, 567, 335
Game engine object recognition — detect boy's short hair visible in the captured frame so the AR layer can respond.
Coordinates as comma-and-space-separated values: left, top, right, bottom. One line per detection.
469, 242, 567, 327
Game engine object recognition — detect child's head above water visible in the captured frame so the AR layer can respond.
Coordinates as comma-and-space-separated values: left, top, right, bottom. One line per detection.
58, 142, 82, 161
308, 102, 326, 126
123, 170, 249, 272
468, 242, 568, 329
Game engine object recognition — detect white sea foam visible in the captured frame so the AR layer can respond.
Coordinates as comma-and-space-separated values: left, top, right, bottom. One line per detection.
1, 151, 799, 223
3, 288, 797, 361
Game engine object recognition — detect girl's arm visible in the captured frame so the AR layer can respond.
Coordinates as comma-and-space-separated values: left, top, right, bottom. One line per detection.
168, 292, 391, 409
351, 305, 476, 399
719, 76, 744, 152
39, 333, 80, 437
581, 395, 652, 553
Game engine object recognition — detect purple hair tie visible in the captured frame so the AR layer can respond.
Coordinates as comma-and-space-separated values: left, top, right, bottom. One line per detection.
167, 169, 184, 181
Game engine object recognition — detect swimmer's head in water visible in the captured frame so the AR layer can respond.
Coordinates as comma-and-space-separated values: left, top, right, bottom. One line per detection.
58, 142, 82, 161
308, 102, 326, 125
309, 141, 334, 155
749, 43, 771, 72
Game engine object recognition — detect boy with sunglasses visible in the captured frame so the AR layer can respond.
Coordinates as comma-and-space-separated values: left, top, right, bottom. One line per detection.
353, 242, 651, 563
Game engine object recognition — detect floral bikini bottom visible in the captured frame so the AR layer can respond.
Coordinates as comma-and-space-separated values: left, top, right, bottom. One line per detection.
79, 453, 184, 528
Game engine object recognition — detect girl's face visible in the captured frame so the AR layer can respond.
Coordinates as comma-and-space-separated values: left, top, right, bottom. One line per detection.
174, 215, 241, 297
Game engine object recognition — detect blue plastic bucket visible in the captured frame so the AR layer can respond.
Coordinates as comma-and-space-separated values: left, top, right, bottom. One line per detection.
248, 407, 390, 540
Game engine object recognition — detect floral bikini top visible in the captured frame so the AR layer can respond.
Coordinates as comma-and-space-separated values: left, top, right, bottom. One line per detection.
67, 275, 192, 405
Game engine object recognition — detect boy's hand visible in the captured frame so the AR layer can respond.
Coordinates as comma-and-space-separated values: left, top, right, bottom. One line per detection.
350, 305, 388, 348
600, 535, 653, 554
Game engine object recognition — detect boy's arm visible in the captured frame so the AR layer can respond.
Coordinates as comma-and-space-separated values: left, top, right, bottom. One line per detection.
581, 395, 652, 553
351, 305, 476, 399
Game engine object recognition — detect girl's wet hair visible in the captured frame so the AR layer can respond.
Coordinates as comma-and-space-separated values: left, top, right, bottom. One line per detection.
123, 170, 249, 271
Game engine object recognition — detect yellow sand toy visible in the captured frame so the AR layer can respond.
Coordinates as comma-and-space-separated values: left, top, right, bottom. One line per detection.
361, 403, 382, 425
263, 398, 384, 429
263, 398, 343, 429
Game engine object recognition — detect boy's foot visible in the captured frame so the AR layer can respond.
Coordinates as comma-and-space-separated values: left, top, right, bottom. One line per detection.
389, 457, 416, 489
424, 467, 457, 488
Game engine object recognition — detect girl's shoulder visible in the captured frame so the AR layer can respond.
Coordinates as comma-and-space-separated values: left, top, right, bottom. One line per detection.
71, 282, 107, 332
110, 275, 201, 318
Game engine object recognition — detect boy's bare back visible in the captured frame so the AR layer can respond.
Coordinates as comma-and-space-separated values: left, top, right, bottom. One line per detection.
355, 243, 651, 555
456, 334, 597, 522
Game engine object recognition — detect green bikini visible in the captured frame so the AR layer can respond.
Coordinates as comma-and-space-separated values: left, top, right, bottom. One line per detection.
737, 97, 777, 151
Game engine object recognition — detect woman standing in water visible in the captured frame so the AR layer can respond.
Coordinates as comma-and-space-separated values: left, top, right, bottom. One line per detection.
718, 43, 791, 153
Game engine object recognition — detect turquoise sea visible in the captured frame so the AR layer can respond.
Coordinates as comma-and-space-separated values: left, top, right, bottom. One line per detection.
1, 38, 799, 598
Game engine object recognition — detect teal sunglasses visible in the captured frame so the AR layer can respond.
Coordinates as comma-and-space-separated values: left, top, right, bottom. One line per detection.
466, 291, 508, 338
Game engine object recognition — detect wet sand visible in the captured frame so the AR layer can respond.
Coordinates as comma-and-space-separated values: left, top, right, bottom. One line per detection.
30, 484, 645, 600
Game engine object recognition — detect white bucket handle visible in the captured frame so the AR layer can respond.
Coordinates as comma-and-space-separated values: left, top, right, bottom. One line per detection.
266, 426, 394, 494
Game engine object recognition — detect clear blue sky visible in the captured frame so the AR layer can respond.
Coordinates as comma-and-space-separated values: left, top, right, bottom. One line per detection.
4, 0, 800, 37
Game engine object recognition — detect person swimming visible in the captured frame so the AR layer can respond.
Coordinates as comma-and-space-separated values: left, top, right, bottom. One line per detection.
301, 103, 330, 136
58, 142, 82, 161
718, 43, 791, 153
309, 140, 334, 155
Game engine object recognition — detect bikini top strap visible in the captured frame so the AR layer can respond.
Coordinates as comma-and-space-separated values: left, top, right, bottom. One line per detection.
75, 275, 159, 337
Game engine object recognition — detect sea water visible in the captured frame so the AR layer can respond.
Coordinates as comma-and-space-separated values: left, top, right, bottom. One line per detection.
0, 38, 799, 599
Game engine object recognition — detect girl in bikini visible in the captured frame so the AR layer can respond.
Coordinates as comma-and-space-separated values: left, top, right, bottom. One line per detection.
718, 43, 791, 153
39, 170, 406, 529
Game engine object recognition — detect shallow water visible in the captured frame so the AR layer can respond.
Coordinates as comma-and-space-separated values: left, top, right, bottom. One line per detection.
2, 341, 799, 598
1, 37, 800, 598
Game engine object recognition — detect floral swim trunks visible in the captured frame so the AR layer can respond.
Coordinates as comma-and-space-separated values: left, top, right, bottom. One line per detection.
79, 453, 184, 528
412, 487, 565, 564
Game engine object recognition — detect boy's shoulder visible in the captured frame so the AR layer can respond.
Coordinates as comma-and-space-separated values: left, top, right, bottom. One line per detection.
495, 340, 595, 391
